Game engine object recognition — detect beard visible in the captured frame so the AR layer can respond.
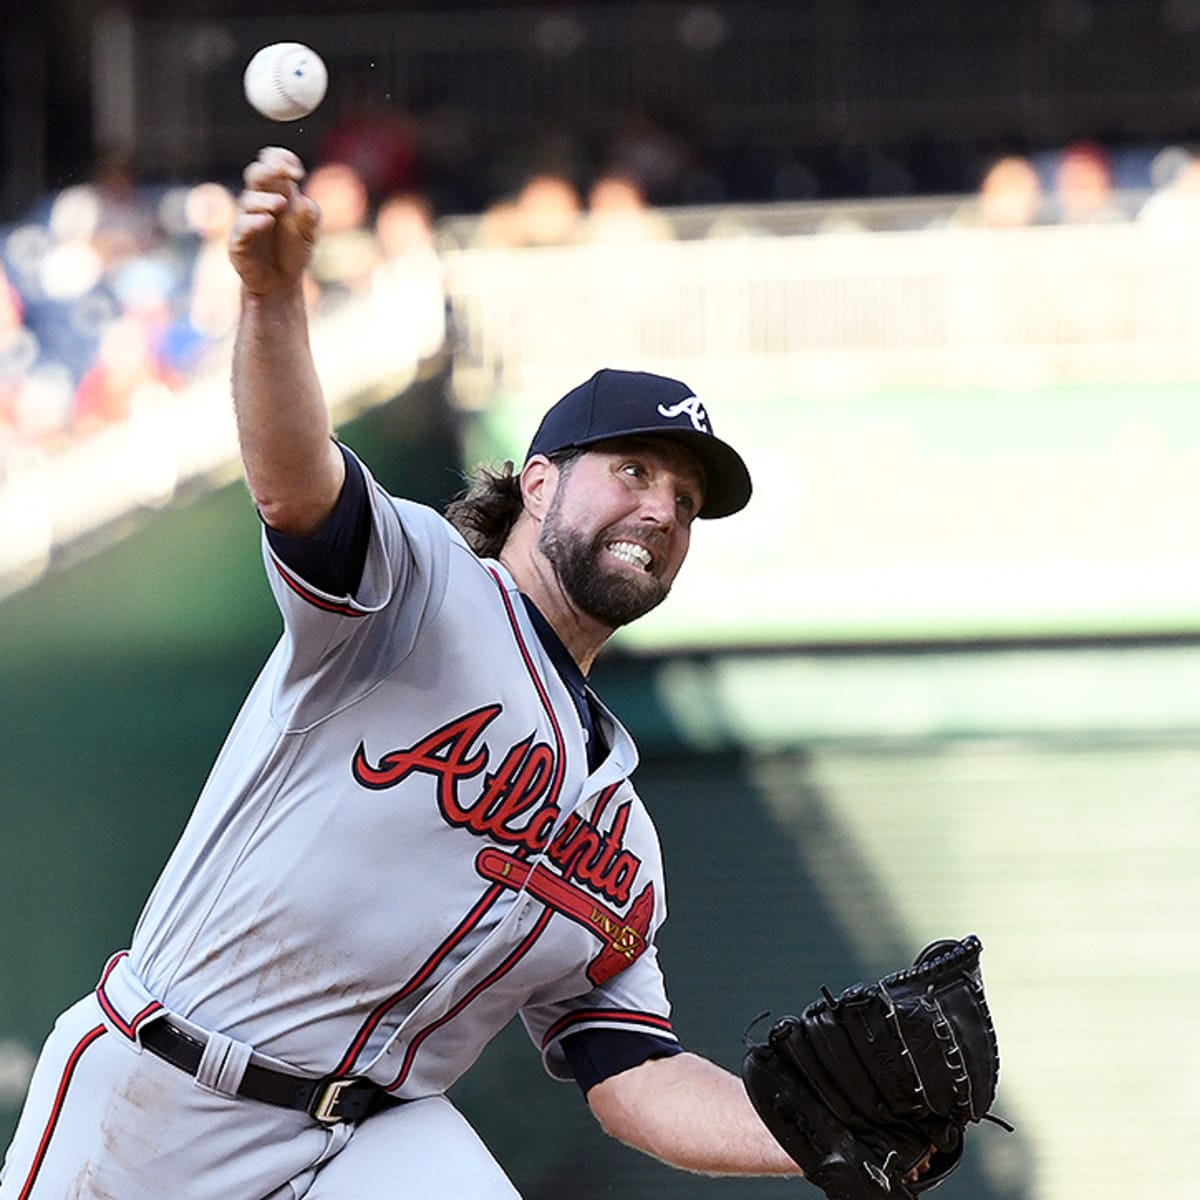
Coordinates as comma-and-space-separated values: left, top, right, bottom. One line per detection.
539, 514, 671, 628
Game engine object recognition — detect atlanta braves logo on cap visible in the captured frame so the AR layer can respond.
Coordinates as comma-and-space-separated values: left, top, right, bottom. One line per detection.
656, 395, 711, 433
525, 367, 752, 519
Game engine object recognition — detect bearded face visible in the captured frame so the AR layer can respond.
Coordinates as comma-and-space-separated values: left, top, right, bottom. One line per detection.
538, 490, 673, 628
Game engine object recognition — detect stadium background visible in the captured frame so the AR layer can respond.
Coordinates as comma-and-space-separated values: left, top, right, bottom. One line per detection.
3, 3, 1200, 1198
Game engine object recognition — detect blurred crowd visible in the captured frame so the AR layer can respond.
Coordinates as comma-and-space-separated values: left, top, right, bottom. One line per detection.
3, 117, 1200, 483
0, 146, 448, 480
947, 139, 1200, 231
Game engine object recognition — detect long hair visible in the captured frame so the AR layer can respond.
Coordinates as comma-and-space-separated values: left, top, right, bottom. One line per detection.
444, 448, 582, 559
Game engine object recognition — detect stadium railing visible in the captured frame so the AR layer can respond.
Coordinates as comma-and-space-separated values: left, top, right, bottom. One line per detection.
5, 199, 1200, 600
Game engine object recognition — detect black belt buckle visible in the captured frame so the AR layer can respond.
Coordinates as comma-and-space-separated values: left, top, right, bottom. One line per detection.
308, 1076, 381, 1125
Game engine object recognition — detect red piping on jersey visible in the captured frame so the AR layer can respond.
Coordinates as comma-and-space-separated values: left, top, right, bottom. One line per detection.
13, 1023, 107, 1200
335, 566, 570, 1076
384, 907, 556, 1091
332, 880, 508, 1076
590, 782, 618, 825
541, 1007, 676, 1049
270, 555, 365, 617
95, 951, 163, 1040
484, 566, 567, 804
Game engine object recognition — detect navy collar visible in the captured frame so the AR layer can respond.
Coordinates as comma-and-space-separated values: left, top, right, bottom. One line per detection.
520, 594, 605, 769
520, 595, 588, 692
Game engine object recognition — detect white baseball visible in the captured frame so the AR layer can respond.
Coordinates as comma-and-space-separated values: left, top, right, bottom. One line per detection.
243, 43, 328, 122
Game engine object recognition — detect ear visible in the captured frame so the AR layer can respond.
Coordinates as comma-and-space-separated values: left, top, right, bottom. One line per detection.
520, 455, 558, 521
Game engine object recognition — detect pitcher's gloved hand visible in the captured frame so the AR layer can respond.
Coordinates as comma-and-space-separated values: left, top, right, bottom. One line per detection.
741, 936, 1011, 1199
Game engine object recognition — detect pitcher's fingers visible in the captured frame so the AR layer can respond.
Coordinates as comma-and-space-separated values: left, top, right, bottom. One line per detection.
242, 157, 304, 198
238, 188, 291, 217
904, 1147, 936, 1183
253, 145, 306, 176
292, 194, 321, 234
230, 210, 278, 242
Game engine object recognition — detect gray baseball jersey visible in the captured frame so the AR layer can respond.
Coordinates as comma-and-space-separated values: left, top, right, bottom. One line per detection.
1, 450, 677, 1199
132, 448, 677, 1084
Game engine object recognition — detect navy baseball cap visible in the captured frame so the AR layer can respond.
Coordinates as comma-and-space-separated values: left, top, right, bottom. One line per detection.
525, 368, 752, 518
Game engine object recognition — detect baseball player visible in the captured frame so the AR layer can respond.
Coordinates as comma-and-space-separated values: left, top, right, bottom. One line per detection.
0, 147, 798, 1199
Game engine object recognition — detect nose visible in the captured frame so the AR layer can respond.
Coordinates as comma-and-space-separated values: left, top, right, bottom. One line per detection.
637, 478, 680, 527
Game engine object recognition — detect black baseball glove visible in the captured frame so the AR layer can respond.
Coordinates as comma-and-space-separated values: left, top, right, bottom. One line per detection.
741, 935, 1009, 1200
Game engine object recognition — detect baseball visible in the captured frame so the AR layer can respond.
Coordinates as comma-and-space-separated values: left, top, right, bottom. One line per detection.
243, 42, 328, 122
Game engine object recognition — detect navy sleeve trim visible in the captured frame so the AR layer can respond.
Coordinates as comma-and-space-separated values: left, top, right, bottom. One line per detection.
264, 443, 371, 598
561, 1029, 683, 1097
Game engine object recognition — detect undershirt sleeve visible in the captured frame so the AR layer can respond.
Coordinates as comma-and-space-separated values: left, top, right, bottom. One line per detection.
561, 1028, 683, 1097
264, 443, 372, 597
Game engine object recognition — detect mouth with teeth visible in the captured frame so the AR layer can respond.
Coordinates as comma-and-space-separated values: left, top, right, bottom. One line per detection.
605, 540, 653, 573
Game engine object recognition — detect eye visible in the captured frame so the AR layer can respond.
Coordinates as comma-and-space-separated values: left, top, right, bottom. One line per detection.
619, 460, 647, 480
